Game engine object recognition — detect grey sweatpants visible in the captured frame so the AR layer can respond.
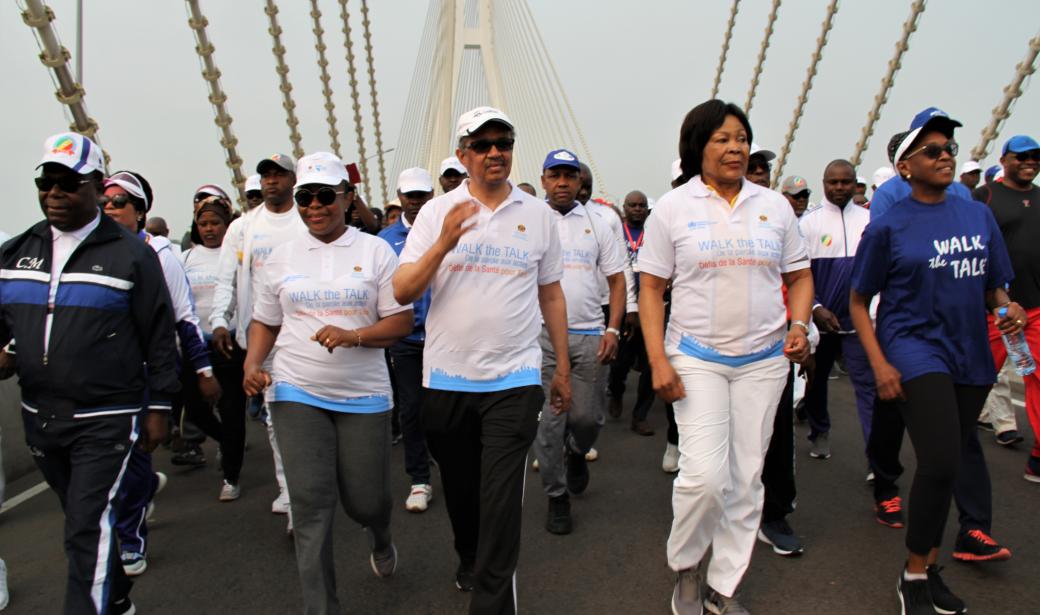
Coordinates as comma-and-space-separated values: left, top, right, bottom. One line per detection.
535, 330, 606, 497
270, 402, 393, 615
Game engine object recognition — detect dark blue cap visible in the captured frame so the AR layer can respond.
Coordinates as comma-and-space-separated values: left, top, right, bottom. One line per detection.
909, 107, 962, 136
1002, 135, 1040, 155
985, 165, 1001, 179
543, 149, 580, 171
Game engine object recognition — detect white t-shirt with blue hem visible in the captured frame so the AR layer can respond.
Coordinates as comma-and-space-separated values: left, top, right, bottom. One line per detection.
399, 181, 563, 392
252, 227, 411, 412
638, 176, 809, 365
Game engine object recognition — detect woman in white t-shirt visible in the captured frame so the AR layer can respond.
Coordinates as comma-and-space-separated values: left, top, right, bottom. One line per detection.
638, 100, 813, 614
243, 152, 413, 613
181, 196, 247, 501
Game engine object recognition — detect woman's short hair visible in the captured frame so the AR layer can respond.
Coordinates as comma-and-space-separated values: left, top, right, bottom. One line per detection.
677, 100, 753, 184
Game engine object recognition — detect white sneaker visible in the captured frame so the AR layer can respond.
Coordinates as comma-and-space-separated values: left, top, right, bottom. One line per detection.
532, 458, 540, 471
272, 490, 290, 514
0, 558, 9, 611
662, 443, 680, 473
145, 471, 168, 523
219, 481, 241, 502
405, 484, 433, 513
584, 447, 599, 462
122, 556, 147, 577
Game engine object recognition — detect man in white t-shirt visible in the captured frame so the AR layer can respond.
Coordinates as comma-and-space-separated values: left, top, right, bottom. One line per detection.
210, 153, 306, 527
534, 150, 625, 536
394, 107, 572, 615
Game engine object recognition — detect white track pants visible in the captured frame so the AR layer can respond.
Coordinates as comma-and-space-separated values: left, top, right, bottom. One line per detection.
666, 353, 788, 597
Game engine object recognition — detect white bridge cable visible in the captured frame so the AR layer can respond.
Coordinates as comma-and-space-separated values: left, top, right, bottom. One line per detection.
359, 0, 389, 204
423, 0, 455, 173
850, 0, 927, 168
711, 0, 742, 100
744, 0, 781, 115
19, 0, 109, 169
184, 0, 247, 208
515, 0, 579, 150
337, 0, 371, 204
387, 0, 439, 191
971, 30, 1040, 161
309, 0, 342, 158
771, 0, 840, 187
263, 0, 305, 160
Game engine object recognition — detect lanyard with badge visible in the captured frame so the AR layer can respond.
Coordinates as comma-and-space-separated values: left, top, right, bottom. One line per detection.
623, 223, 643, 271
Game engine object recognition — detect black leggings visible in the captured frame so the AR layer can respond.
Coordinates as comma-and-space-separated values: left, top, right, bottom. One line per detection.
181, 343, 247, 483
898, 373, 990, 555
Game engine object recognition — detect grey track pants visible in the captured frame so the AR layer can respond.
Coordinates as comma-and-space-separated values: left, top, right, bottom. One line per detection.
535, 330, 606, 497
270, 402, 393, 615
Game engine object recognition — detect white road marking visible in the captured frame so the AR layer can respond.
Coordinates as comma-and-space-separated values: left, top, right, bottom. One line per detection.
0, 481, 48, 513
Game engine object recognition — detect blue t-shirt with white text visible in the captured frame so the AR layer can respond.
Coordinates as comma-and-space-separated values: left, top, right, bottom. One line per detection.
869, 176, 972, 221
851, 194, 1012, 385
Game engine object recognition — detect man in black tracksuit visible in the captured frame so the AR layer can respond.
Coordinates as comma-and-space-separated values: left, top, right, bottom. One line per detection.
0, 133, 179, 615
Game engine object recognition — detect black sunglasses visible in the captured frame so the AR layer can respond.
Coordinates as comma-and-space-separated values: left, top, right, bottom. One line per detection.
294, 187, 348, 207
1011, 151, 1040, 162
465, 137, 515, 154
905, 141, 959, 161
99, 194, 133, 209
35, 176, 89, 193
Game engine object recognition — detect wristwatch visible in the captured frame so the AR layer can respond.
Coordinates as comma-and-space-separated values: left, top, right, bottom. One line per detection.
200, 368, 214, 379
791, 320, 810, 335
605, 327, 621, 337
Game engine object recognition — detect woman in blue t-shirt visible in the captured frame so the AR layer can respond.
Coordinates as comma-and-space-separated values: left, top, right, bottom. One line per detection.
849, 120, 1025, 615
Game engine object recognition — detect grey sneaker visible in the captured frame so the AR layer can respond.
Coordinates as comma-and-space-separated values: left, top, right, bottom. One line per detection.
370, 543, 398, 578
671, 567, 702, 615
704, 587, 750, 614
809, 432, 831, 459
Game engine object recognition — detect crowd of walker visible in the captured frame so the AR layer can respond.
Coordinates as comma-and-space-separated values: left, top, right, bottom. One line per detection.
0, 96, 1038, 615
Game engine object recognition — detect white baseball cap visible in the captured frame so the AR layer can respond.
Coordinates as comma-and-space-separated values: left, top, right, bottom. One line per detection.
960, 161, 981, 175
749, 143, 776, 161
38, 132, 104, 174
456, 106, 514, 138
397, 167, 434, 194
439, 156, 467, 176
872, 166, 896, 188
856, 175, 868, 185
245, 174, 262, 192
294, 152, 350, 188
670, 158, 683, 182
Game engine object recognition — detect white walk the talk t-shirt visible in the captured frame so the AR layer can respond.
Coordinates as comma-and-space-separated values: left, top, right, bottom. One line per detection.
552, 203, 625, 333
399, 181, 563, 392
252, 227, 411, 412
638, 176, 809, 365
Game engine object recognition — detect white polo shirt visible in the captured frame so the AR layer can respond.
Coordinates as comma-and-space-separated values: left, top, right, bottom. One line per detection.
400, 181, 563, 391
252, 227, 411, 412
552, 203, 625, 333
639, 176, 809, 364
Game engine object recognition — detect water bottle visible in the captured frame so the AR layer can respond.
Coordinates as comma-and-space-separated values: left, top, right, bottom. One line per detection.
998, 306, 1036, 376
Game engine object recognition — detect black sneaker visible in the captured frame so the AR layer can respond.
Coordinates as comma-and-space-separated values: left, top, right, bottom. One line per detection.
897, 572, 935, 615
455, 560, 475, 592
757, 519, 804, 556
952, 529, 1011, 562
545, 493, 572, 535
995, 430, 1024, 446
926, 565, 966, 614
171, 444, 207, 467
875, 496, 905, 528
566, 451, 590, 495
110, 597, 136, 615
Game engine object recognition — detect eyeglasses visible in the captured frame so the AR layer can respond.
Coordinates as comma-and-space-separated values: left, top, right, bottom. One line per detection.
294, 187, 347, 207
465, 137, 515, 154
904, 141, 959, 161
35, 176, 89, 193
99, 194, 133, 209
1011, 151, 1040, 162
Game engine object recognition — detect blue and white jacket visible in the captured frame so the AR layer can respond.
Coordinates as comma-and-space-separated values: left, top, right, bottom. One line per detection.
0, 215, 180, 419
379, 218, 430, 344
798, 198, 870, 331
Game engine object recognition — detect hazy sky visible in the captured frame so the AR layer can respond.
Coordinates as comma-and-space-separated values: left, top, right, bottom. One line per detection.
3, 0, 1037, 237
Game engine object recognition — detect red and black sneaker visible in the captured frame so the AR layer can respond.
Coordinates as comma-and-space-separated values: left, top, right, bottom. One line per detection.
953, 529, 1011, 562
875, 496, 905, 528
